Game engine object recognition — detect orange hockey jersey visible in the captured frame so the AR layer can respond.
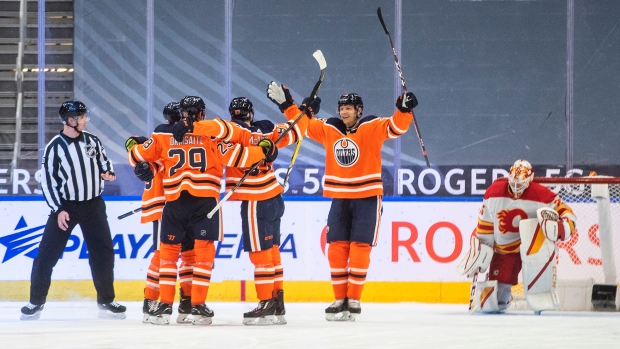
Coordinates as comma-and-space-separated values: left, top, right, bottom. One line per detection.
140, 161, 165, 223
128, 119, 265, 202
306, 109, 413, 198
201, 105, 307, 201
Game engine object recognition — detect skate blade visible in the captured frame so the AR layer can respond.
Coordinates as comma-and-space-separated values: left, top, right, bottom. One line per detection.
20, 313, 41, 321
325, 311, 351, 322
98, 310, 126, 320
191, 315, 213, 326
149, 314, 170, 325
276, 315, 287, 325
242, 315, 277, 326
176, 313, 193, 325
142, 313, 151, 323
349, 313, 359, 322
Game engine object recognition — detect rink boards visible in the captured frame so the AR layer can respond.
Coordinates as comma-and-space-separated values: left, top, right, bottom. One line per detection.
0, 199, 612, 303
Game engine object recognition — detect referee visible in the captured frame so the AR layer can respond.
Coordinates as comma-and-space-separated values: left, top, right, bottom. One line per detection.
20, 100, 126, 320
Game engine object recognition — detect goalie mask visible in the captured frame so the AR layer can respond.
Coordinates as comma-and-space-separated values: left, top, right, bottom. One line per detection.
508, 159, 534, 199
229, 97, 254, 122
180, 96, 206, 121
163, 102, 181, 124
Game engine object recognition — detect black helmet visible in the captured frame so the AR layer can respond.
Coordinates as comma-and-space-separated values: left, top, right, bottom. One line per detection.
59, 100, 87, 125
337, 93, 363, 116
180, 96, 206, 120
163, 102, 182, 123
228, 97, 253, 121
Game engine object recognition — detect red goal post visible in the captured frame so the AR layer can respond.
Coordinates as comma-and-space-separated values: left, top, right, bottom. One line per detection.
503, 175, 620, 310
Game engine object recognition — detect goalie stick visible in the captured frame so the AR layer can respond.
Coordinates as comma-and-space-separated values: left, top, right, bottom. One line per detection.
207, 50, 327, 219
282, 50, 327, 189
118, 207, 141, 220
468, 271, 479, 314
377, 7, 431, 168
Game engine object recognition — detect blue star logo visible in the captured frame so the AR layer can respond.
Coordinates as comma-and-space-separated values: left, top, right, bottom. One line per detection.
0, 216, 45, 263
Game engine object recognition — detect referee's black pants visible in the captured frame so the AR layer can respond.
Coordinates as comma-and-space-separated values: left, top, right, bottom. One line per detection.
29, 196, 116, 305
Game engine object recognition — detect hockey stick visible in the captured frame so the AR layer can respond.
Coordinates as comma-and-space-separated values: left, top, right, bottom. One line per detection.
377, 7, 431, 168
282, 50, 327, 189
468, 271, 479, 314
207, 50, 327, 219
118, 207, 141, 220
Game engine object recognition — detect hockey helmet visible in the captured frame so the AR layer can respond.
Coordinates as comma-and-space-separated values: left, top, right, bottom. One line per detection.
163, 102, 182, 123
508, 159, 534, 199
228, 97, 254, 121
337, 93, 363, 116
59, 100, 88, 125
180, 96, 206, 121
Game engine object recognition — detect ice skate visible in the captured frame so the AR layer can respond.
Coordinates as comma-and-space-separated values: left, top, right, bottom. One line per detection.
274, 290, 287, 325
191, 304, 214, 326
20, 303, 44, 321
325, 298, 350, 321
176, 289, 192, 324
142, 298, 158, 323
149, 302, 172, 325
347, 299, 361, 321
98, 301, 127, 320
243, 298, 277, 326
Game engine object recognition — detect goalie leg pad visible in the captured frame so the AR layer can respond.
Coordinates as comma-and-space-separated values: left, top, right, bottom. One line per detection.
457, 235, 493, 277
497, 282, 512, 311
473, 280, 501, 313
519, 218, 560, 312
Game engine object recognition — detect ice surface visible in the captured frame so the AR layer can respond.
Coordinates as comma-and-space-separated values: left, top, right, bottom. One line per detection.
1, 302, 619, 349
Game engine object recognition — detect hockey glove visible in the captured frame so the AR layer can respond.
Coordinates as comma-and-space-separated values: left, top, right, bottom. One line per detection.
125, 136, 148, 152
301, 96, 321, 118
172, 116, 194, 142
258, 138, 278, 162
395, 92, 418, 113
267, 81, 295, 112
134, 161, 154, 182
244, 162, 273, 176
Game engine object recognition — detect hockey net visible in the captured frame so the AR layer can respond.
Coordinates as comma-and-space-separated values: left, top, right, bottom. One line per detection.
511, 176, 620, 310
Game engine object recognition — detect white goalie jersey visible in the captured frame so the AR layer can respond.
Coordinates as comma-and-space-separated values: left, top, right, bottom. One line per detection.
476, 180, 576, 253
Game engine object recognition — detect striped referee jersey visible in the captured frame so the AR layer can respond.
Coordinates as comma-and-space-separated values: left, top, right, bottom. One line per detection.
40, 130, 114, 212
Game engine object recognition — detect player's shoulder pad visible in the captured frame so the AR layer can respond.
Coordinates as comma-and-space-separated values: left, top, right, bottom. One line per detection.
251, 119, 275, 133
483, 179, 510, 200
153, 123, 174, 133
359, 115, 379, 126
325, 118, 347, 134
520, 182, 557, 203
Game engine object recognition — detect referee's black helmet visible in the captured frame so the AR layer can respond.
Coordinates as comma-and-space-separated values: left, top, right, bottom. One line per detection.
59, 100, 88, 125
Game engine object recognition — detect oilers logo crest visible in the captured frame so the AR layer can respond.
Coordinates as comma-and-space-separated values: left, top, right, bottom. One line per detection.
333, 138, 359, 167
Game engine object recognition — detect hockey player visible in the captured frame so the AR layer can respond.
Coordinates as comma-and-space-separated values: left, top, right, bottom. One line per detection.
125, 102, 194, 324
216, 93, 309, 325
128, 96, 277, 325
278, 90, 417, 321
457, 159, 576, 313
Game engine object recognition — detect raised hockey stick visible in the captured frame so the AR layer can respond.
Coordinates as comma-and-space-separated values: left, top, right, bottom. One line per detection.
377, 7, 431, 168
118, 207, 142, 220
207, 50, 327, 219
282, 50, 327, 189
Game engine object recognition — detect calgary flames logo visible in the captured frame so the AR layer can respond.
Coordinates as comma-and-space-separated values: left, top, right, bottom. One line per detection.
497, 208, 528, 234
333, 138, 359, 167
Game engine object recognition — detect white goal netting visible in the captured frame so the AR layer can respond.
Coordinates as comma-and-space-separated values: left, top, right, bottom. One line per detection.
511, 176, 620, 310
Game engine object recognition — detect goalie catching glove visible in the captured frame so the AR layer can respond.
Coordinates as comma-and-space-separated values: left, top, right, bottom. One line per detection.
456, 235, 493, 278
537, 207, 571, 241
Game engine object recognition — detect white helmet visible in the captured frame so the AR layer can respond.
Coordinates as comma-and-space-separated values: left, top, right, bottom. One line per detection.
508, 159, 533, 199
